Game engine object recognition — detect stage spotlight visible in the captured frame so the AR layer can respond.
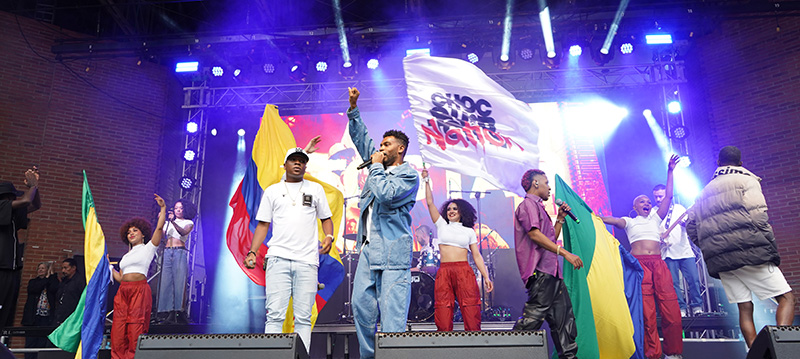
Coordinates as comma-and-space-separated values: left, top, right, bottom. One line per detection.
183, 149, 197, 162
678, 155, 691, 167
366, 58, 379, 70
316, 61, 328, 72
467, 52, 480, 63
210, 128, 217, 136
340, 56, 357, 79
237, 129, 246, 136
620, 43, 634, 54
343, 61, 352, 68
233, 68, 242, 77
569, 45, 582, 57
288, 61, 307, 82
406, 48, 431, 56
211, 66, 224, 77
263, 63, 276, 74
591, 45, 614, 66
646, 34, 673, 45
186, 121, 198, 134
519, 48, 534, 60
667, 100, 682, 114
671, 125, 689, 140
179, 176, 195, 190
175, 61, 199, 73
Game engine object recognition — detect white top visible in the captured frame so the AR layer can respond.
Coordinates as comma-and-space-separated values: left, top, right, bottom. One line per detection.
654, 203, 694, 260
434, 216, 477, 249
164, 218, 193, 243
622, 212, 662, 244
255, 180, 332, 267
119, 241, 158, 275
364, 165, 397, 245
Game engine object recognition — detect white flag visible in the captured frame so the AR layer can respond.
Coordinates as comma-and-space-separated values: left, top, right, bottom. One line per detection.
404, 54, 539, 197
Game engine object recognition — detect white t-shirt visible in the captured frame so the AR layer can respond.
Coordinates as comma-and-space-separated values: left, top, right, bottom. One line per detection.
435, 216, 477, 250
119, 241, 158, 276
622, 213, 662, 244
654, 203, 694, 260
255, 180, 332, 267
164, 218, 193, 243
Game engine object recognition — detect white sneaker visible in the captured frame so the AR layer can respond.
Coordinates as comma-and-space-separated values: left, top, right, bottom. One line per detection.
692, 307, 703, 315
680, 308, 687, 317
665, 355, 683, 359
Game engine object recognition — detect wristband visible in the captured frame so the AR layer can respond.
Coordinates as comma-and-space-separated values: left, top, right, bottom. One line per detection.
325, 234, 334, 239
423, 177, 430, 184
557, 218, 565, 224
556, 246, 561, 256
247, 250, 257, 257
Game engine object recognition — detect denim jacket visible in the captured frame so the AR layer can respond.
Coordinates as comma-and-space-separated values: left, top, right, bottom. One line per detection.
348, 107, 419, 270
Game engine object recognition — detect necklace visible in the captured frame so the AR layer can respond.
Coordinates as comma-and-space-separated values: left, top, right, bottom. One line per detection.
283, 180, 304, 206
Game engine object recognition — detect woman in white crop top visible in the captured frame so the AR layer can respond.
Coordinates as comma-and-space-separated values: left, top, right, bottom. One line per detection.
422, 168, 493, 332
599, 155, 685, 359
109, 194, 166, 359
156, 199, 196, 325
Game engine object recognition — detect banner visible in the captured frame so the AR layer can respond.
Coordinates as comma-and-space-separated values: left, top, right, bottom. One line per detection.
404, 54, 539, 196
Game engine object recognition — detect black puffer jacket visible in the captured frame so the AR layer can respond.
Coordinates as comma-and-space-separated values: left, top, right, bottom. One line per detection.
686, 166, 779, 279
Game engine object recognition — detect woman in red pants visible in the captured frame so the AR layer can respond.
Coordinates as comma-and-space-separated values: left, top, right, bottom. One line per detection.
110, 194, 166, 359
422, 168, 493, 331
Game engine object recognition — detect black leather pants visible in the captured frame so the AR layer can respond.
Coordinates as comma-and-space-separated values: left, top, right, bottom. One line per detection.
513, 271, 579, 359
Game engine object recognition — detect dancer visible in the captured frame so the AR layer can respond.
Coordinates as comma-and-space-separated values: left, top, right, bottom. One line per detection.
513, 169, 582, 359
157, 199, 196, 324
687, 146, 795, 348
347, 87, 419, 359
110, 194, 166, 359
243, 147, 334, 355
421, 168, 493, 331
601, 155, 683, 359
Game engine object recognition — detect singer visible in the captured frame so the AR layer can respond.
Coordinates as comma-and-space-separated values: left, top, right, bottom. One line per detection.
346, 87, 419, 359
512, 169, 582, 359
600, 155, 683, 359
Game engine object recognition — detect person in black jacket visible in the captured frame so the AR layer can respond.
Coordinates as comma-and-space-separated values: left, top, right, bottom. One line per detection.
55, 258, 85, 324
22, 262, 59, 359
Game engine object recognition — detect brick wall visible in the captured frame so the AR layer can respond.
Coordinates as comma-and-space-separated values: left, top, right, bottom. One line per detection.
693, 17, 800, 310
0, 10, 182, 334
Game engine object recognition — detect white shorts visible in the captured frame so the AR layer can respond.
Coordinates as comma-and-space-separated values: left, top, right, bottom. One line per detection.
719, 263, 792, 303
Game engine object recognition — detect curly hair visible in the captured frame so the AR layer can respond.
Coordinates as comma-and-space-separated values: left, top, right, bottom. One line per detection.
174, 199, 197, 220
439, 198, 477, 228
521, 169, 546, 192
119, 217, 153, 246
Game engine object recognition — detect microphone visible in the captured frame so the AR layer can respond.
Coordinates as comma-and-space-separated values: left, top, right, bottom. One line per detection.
356, 159, 373, 170
555, 199, 580, 223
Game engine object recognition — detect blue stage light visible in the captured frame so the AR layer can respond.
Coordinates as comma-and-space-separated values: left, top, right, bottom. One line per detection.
183, 149, 196, 162
263, 63, 275, 74
646, 34, 673, 45
179, 176, 194, 190
667, 100, 682, 114
316, 61, 328, 72
366, 59, 379, 70
237, 129, 246, 136
406, 48, 430, 56
186, 122, 198, 133
290, 65, 299, 72
519, 48, 534, 60
210, 128, 217, 136
467, 53, 479, 63
620, 43, 634, 54
233, 68, 241, 77
175, 61, 199, 73
343, 61, 352, 68
211, 66, 224, 77
569, 45, 582, 57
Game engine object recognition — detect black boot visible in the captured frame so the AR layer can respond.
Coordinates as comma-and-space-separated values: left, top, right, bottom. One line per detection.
165, 310, 177, 324
176, 310, 189, 325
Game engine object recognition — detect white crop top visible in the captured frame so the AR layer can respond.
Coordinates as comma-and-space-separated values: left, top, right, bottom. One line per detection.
435, 217, 477, 249
119, 241, 158, 275
164, 218, 193, 242
622, 213, 662, 244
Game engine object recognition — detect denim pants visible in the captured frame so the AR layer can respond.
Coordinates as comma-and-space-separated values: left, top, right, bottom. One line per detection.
264, 256, 318, 354
158, 247, 187, 312
665, 257, 703, 310
352, 245, 411, 359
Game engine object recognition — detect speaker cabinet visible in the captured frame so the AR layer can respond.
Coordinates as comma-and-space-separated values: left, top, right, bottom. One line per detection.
134, 333, 308, 359
747, 326, 800, 359
375, 330, 548, 359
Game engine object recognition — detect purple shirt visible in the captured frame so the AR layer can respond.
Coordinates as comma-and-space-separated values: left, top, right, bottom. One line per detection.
514, 194, 561, 283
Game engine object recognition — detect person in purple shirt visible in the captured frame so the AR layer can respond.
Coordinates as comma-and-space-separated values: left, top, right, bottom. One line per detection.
513, 169, 583, 359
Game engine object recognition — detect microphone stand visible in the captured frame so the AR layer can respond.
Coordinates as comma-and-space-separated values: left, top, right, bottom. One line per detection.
338, 195, 360, 323
448, 189, 492, 312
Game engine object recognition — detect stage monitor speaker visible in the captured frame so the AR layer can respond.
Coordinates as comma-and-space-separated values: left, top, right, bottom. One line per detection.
747, 325, 800, 359
375, 330, 548, 359
134, 333, 308, 359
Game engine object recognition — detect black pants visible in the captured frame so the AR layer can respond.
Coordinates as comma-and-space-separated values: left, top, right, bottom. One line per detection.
513, 271, 579, 359
25, 315, 54, 359
0, 269, 22, 333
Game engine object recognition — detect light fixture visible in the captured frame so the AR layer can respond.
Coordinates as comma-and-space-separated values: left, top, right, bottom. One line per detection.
175, 61, 199, 73
179, 176, 195, 190
671, 125, 689, 140
667, 100, 682, 114
186, 122, 198, 134
211, 66, 224, 77
183, 149, 197, 162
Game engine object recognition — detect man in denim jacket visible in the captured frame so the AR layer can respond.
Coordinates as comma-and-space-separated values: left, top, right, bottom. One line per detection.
347, 87, 419, 359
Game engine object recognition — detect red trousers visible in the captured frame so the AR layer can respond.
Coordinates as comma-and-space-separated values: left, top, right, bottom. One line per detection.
434, 261, 482, 331
635, 255, 683, 359
111, 280, 152, 359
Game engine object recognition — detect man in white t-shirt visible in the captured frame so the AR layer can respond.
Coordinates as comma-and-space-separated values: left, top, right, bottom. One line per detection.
653, 184, 703, 317
243, 147, 335, 355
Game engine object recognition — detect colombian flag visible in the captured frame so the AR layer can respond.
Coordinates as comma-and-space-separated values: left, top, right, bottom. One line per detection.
48, 172, 110, 359
556, 174, 644, 359
226, 104, 345, 330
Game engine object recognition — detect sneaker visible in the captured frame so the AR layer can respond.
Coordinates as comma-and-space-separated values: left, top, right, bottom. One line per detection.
680, 308, 687, 317
691, 307, 703, 316
665, 355, 683, 359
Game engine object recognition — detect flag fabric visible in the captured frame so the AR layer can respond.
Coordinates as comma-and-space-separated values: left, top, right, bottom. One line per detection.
404, 54, 539, 197
226, 104, 345, 330
48, 171, 110, 359
555, 174, 642, 359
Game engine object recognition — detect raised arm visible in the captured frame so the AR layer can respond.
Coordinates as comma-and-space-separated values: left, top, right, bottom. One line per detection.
421, 169, 441, 223
346, 87, 378, 161
601, 216, 627, 229
150, 194, 167, 247
655, 154, 680, 220
13, 168, 41, 213
304, 135, 322, 154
